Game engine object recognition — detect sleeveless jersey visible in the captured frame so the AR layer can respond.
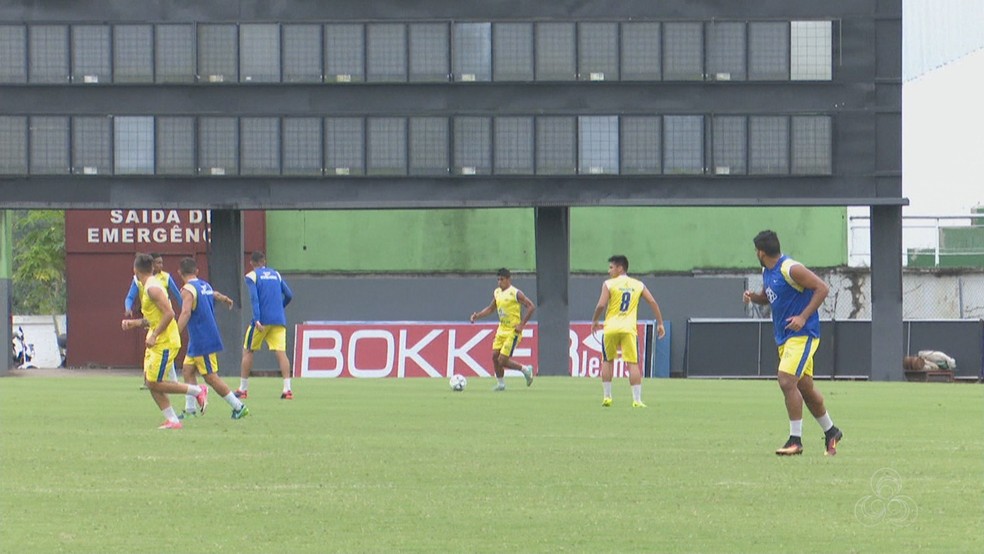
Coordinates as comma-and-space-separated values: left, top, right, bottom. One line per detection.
141, 280, 180, 350
183, 278, 224, 357
493, 286, 522, 330
603, 275, 645, 335
762, 255, 821, 345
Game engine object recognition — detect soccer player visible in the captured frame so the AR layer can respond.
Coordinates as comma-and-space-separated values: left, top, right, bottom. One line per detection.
121, 253, 208, 430
469, 268, 536, 391
591, 255, 665, 408
175, 257, 249, 420
124, 252, 183, 386
742, 230, 843, 456
236, 251, 294, 399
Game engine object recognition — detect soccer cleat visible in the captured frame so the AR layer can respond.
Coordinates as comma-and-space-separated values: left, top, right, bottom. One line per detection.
522, 365, 534, 387
195, 385, 209, 415
631, 401, 647, 408
493, 383, 506, 392
234, 389, 248, 399
281, 390, 293, 400
232, 405, 250, 420
158, 420, 183, 430
824, 427, 843, 456
177, 410, 197, 420
775, 437, 804, 456
601, 397, 613, 407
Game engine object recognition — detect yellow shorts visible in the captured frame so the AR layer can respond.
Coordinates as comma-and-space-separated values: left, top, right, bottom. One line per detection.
244, 324, 287, 352
603, 331, 639, 364
492, 328, 521, 357
778, 335, 820, 378
144, 347, 178, 382
184, 353, 219, 375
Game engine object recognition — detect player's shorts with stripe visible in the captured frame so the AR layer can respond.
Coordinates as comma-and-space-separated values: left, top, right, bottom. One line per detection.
492, 327, 521, 357
603, 331, 639, 364
185, 353, 220, 376
777, 335, 820, 378
144, 347, 177, 382
244, 324, 287, 352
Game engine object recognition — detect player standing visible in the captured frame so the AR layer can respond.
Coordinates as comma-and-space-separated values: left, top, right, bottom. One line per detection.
469, 268, 535, 391
591, 255, 665, 408
236, 251, 294, 399
743, 230, 843, 456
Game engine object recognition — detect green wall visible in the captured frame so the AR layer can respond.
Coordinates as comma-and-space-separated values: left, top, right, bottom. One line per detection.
267, 207, 846, 272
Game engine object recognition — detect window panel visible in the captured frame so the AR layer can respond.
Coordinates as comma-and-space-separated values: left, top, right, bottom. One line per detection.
29, 25, 69, 84
712, 116, 746, 175
453, 23, 491, 82
30, 116, 69, 174
283, 117, 323, 175
621, 22, 661, 81
156, 117, 195, 175
408, 23, 448, 82
240, 117, 280, 175
198, 24, 238, 83
791, 21, 832, 80
535, 22, 575, 81
409, 117, 449, 175
283, 24, 322, 83
325, 117, 365, 175
240, 24, 280, 83
0, 116, 28, 174
749, 22, 789, 80
0, 26, 27, 83
114, 116, 154, 175
578, 22, 618, 81
494, 117, 534, 174
367, 117, 407, 175
156, 24, 196, 83
72, 116, 111, 174
113, 25, 153, 83
325, 24, 364, 82
792, 115, 832, 174
578, 116, 619, 174
749, 116, 789, 174
492, 22, 533, 81
706, 22, 746, 81
620, 116, 661, 174
536, 116, 576, 175
72, 25, 111, 83
663, 22, 703, 81
453, 117, 491, 175
367, 23, 407, 82
199, 117, 239, 175
663, 115, 704, 174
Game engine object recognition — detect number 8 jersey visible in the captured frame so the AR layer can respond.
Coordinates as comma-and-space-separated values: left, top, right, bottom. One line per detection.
603, 274, 645, 336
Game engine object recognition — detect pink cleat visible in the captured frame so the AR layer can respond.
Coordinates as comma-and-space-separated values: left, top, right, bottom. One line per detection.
158, 420, 183, 430
195, 385, 209, 415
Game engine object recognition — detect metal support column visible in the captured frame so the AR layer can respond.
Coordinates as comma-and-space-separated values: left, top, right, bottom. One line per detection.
0, 211, 11, 374
534, 207, 570, 376
208, 209, 244, 377
870, 205, 904, 381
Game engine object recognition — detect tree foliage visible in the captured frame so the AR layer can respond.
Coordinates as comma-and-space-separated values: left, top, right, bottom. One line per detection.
11, 210, 66, 315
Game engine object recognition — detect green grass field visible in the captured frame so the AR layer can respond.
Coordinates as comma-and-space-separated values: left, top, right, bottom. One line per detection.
1, 376, 982, 553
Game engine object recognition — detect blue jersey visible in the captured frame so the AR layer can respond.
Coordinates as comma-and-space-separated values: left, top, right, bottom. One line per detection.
183, 278, 223, 357
245, 266, 293, 326
762, 255, 821, 345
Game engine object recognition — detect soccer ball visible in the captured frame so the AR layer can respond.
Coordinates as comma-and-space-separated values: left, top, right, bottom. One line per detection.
450, 374, 467, 391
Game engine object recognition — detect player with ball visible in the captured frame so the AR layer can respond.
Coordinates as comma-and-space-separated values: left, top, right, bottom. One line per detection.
469, 268, 536, 391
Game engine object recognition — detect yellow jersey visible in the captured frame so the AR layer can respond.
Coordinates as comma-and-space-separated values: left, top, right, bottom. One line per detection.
134, 271, 173, 298
141, 280, 181, 350
493, 286, 522, 331
603, 275, 645, 335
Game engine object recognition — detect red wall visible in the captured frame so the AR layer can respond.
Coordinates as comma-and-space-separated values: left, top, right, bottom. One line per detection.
65, 210, 265, 368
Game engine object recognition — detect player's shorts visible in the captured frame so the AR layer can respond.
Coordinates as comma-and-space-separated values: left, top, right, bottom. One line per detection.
144, 346, 178, 382
602, 331, 639, 364
778, 335, 820, 378
244, 324, 287, 352
492, 327, 521, 357
184, 353, 219, 376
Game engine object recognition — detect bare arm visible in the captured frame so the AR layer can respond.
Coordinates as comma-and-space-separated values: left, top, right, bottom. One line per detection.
175, 288, 195, 334
641, 287, 666, 339
470, 299, 497, 323
742, 288, 769, 305
591, 283, 610, 332
516, 291, 536, 331
213, 290, 235, 309
785, 264, 829, 330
